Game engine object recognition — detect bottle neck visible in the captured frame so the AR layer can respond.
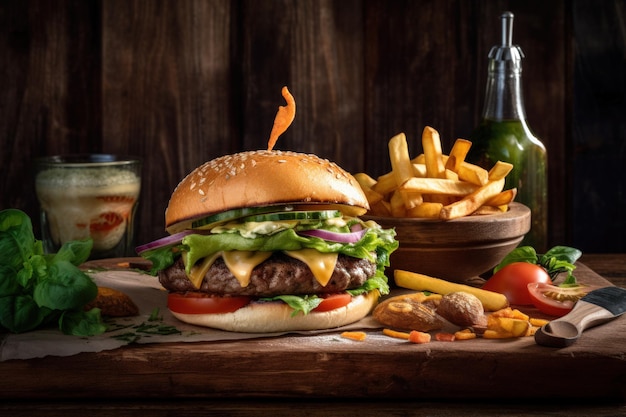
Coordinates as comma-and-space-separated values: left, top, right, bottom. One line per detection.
481, 60, 527, 121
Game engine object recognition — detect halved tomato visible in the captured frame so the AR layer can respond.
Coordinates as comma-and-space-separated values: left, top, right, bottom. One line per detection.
167, 292, 251, 314
527, 283, 594, 317
312, 293, 352, 312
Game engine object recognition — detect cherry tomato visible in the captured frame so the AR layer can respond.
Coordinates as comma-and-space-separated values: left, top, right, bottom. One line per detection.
482, 262, 551, 305
167, 292, 251, 314
312, 293, 352, 312
527, 282, 595, 317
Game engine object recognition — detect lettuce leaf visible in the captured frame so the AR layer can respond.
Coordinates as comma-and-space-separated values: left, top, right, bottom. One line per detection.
0, 209, 105, 335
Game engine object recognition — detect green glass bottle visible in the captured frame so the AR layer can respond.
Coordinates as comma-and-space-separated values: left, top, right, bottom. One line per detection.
468, 11, 548, 251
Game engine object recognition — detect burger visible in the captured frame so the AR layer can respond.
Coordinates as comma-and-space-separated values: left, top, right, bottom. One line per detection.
137, 150, 398, 333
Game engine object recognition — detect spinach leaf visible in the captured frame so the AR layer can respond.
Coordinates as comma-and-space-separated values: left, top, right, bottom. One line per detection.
0, 294, 49, 333
0, 209, 38, 271
33, 260, 98, 310
0, 209, 105, 336
59, 308, 107, 336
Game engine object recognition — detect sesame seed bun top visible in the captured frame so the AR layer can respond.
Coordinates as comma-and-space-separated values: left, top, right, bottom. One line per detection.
164, 150, 369, 233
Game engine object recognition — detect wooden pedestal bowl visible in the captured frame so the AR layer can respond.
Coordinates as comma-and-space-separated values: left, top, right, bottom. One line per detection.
365, 202, 531, 284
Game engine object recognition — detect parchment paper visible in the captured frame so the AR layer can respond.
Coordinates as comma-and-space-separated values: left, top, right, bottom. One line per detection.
0, 269, 383, 361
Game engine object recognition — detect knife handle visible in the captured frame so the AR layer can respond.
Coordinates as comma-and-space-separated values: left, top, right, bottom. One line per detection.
534, 301, 615, 347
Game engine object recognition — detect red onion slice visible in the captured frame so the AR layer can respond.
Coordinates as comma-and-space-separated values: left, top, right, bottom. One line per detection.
298, 228, 367, 243
136, 230, 198, 255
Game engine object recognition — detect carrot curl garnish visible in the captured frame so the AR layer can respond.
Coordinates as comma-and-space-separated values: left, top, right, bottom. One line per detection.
267, 86, 296, 151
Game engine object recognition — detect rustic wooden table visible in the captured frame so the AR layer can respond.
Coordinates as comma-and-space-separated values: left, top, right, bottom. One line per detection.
1, 254, 625, 417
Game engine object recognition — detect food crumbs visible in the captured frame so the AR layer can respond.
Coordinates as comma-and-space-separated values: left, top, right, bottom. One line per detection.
408, 330, 431, 344
341, 331, 367, 341
435, 332, 456, 342
382, 328, 411, 340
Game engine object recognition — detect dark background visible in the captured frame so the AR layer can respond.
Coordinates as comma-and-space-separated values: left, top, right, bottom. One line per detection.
0, 0, 624, 253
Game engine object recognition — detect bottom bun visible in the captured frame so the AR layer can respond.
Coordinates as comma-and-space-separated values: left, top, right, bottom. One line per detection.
170, 290, 380, 333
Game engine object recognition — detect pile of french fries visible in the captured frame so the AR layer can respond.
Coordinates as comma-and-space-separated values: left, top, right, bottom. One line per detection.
355, 126, 517, 219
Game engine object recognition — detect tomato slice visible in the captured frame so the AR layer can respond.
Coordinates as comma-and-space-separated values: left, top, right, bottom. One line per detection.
313, 293, 352, 312
527, 283, 594, 317
168, 292, 251, 314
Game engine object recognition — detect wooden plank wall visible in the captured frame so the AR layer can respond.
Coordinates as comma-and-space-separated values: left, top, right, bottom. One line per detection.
1, 0, 623, 253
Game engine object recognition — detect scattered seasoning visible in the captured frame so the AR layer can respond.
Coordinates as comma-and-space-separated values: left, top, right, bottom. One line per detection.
109, 307, 182, 343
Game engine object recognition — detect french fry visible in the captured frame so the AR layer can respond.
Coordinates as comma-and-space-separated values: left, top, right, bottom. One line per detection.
400, 177, 479, 196
412, 163, 427, 177
454, 329, 477, 340
389, 190, 407, 217
485, 188, 517, 207
525, 326, 539, 337
353, 173, 384, 205
444, 169, 459, 181
406, 202, 443, 218
422, 126, 446, 179
482, 329, 514, 339
445, 139, 472, 172
439, 178, 505, 220
353, 126, 516, 220
491, 307, 529, 321
402, 193, 424, 210
341, 331, 367, 341
388, 133, 414, 187
457, 162, 489, 186
394, 269, 509, 311
389, 133, 425, 210
485, 316, 530, 338
371, 171, 397, 196
383, 328, 411, 340
353, 172, 377, 189
529, 317, 550, 327
411, 154, 425, 165
488, 161, 514, 181
370, 199, 391, 216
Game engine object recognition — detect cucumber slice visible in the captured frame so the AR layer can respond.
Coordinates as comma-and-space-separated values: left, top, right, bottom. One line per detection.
241, 210, 342, 223
192, 206, 283, 229
179, 204, 356, 233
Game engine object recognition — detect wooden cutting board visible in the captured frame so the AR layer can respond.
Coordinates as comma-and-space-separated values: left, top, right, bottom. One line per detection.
1, 262, 624, 401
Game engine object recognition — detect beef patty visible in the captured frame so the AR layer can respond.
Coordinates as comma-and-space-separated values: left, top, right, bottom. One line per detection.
159, 252, 376, 297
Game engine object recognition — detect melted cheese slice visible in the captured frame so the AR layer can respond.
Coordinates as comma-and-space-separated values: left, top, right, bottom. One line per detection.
185, 249, 339, 289
284, 249, 338, 287
187, 252, 223, 289
222, 251, 272, 288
